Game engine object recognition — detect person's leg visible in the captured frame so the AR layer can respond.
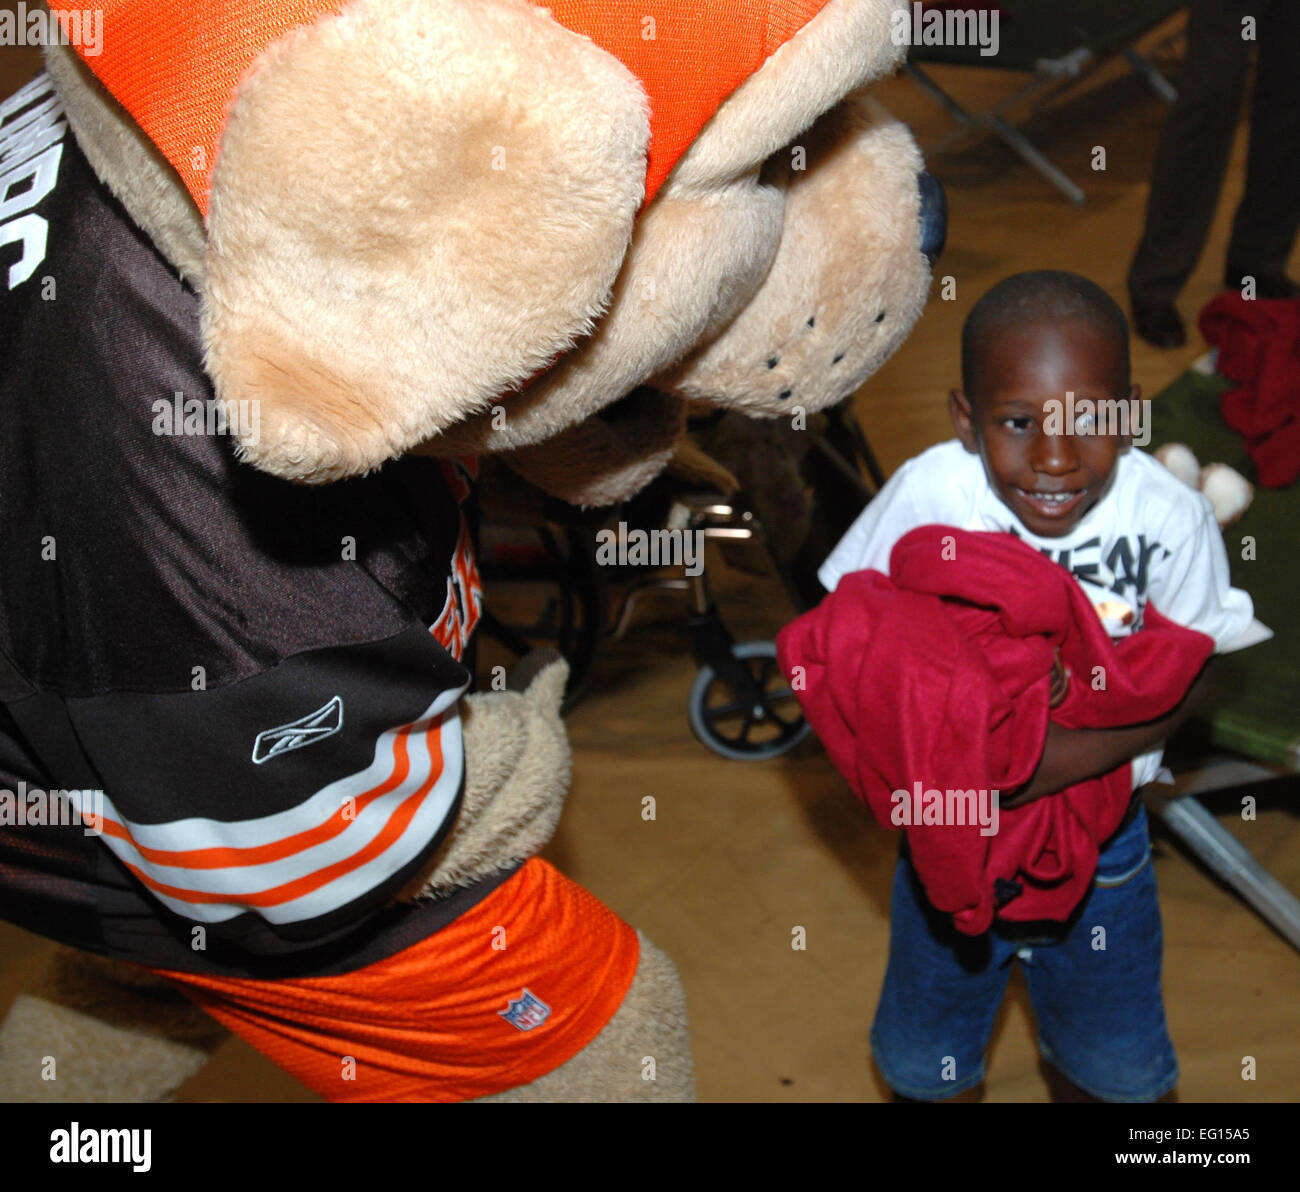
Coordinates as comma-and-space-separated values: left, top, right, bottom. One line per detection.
1224, 0, 1300, 293
1128, 0, 1255, 333
1037, 1056, 1177, 1103
1020, 806, 1179, 1103
872, 850, 1015, 1102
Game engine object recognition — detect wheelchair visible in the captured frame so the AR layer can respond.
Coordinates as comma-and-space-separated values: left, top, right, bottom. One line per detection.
471, 399, 886, 760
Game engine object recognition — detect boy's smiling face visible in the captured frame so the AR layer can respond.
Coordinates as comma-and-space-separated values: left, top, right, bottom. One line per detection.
949, 317, 1138, 538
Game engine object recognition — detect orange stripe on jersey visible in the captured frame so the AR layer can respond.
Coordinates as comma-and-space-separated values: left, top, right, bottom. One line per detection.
94, 720, 421, 869
155, 858, 641, 1102
114, 719, 443, 907
437, 458, 471, 505
430, 513, 481, 662
453, 516, 482, 642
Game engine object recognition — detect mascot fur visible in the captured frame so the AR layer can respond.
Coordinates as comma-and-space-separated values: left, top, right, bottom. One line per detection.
0, 0, 942, 1102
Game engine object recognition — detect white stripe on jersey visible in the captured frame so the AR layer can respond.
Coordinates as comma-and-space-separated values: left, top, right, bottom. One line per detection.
67, 682, 466, 924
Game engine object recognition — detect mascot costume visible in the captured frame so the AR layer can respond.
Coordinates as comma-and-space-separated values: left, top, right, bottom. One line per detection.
0, 0, 944, 1101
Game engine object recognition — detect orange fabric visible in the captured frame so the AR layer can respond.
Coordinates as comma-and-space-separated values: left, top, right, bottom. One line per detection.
50, 0, 832, 216
545, 0, 832, 202
154, 859, 641, 1102
51, 1, 351, 215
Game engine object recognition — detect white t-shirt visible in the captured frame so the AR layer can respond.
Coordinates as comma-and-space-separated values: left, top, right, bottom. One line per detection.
818, 440, 1270, 787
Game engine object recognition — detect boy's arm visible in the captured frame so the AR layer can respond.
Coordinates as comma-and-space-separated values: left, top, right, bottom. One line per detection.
1003, 658, 1215, 807
1148, 496, 1264, 651
1010, 488, 1256, 808
817, 456, 926, 591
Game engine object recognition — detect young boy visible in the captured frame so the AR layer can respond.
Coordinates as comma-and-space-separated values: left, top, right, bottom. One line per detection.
819, 270, 1267, 1103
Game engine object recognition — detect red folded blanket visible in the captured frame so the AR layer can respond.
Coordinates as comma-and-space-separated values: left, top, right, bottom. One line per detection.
777, 526, 1214, 935
1199, 292, 1300, 488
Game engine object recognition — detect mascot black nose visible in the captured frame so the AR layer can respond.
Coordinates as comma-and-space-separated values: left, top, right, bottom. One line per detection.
918, 170, 947, 267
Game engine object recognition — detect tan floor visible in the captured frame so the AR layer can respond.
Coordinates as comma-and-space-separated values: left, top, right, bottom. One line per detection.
1, 15, 1297, 1102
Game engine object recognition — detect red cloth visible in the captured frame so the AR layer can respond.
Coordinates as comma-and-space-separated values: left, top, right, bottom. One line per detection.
777, 526, 1214, 935
1199, 293, 1300, 487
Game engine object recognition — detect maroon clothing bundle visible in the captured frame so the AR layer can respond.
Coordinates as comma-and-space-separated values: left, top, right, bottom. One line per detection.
777, 526, 1214, 935
1199, 293, 1300, 488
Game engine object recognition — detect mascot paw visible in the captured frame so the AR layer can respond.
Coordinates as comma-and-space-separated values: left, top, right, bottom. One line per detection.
0, 950, 224, 1102
397, 652, 572, 900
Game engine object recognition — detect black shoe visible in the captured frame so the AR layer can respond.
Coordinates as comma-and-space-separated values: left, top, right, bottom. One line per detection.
1131, 299, 1186, 349
1223, 267, 1299, 299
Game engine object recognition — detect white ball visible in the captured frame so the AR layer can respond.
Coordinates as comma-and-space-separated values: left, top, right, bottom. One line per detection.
1154, 442, 1200, 488
1199, 463, 1254, 526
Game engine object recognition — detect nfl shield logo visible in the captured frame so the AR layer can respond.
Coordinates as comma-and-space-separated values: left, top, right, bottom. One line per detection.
499, 988, 551, 1031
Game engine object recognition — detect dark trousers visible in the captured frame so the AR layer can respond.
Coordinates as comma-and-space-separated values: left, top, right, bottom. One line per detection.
1128, 0, 1300, 304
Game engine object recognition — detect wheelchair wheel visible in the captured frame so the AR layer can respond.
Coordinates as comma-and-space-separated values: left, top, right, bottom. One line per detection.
687, 639, 810, 761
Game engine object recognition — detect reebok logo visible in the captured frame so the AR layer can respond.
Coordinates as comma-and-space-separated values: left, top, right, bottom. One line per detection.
252, 696, 343, 765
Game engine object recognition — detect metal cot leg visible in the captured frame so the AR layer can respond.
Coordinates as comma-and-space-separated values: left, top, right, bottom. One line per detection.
984, 114, 1086, 205
904, 63, 1086, 205
1120, 45, 1178, 104
1156, 794, 1300, 953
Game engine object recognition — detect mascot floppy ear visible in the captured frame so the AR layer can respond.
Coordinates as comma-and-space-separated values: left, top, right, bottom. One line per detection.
200, 0, 649, 482
47, 0, 649, 482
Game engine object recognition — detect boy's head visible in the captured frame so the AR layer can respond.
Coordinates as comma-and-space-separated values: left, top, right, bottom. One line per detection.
949, 270, 1138, 538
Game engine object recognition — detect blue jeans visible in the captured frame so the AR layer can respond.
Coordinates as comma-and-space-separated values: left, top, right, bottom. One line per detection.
871, 805, 1178, 1101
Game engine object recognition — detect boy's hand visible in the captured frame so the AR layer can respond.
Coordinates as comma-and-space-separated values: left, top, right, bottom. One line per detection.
1004, 657, 1217, 809
1049, 650, 1070, 709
